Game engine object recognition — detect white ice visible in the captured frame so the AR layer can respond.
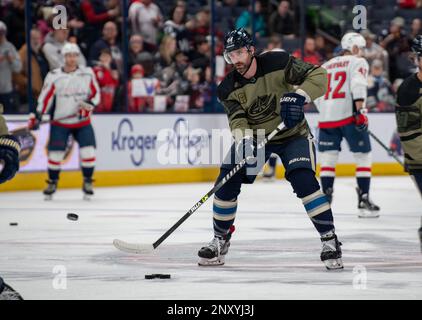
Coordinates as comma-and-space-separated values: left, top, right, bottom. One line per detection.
0, 176, 421, 300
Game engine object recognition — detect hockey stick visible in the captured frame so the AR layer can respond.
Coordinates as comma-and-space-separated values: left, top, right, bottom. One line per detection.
11, 113, 80, 134
113, 121, 287, 254
368, 130, 404, 167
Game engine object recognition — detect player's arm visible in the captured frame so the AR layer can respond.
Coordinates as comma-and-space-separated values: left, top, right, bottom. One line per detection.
350, 58, 370, 131
350, 58, 369, 111
78, 69, 101, 118
0, 110, 20, 184
284, 56, 328, 102
280, 56, 328, 128
28, 72, 56, 130
219, 96, 254, 161
221, 99, 250, 141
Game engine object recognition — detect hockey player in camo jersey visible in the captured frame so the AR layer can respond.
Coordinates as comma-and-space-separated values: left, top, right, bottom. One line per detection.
395, 35, 422, 248
27, 43, 100, 200
314, 32, 380, 218
198, 28, 343, 270
0, 104, 20, 185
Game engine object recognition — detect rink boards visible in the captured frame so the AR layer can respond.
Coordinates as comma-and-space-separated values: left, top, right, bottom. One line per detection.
1, 113, 405, 191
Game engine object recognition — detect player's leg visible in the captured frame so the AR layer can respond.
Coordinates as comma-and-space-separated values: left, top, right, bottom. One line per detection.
73, 124, 96, 199
198, 164, 243, 266
411, 173, 422, 252
263, 153, 278, 181
410, 173, 422, 199
281, 135, 343, 270
45, 125, 70, 200
343, 124, 380, 217
198, 143, 270, 266
318, 128, 342, 203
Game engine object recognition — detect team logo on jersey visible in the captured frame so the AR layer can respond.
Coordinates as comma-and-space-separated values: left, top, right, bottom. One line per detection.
247, 94, 277, 125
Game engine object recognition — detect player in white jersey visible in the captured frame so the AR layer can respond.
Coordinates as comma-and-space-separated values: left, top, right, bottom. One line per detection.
314, 32, 380, 218
28, 43, 100, 200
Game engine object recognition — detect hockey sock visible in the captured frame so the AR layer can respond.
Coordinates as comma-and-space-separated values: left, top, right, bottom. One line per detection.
82, 167, 94, 179
288, 169, 335, 236
48, 169, 60, 181
321, 177, 335, 193
357, 177, 370, 194
411, 173, 422, 199
213, 196, 237, 237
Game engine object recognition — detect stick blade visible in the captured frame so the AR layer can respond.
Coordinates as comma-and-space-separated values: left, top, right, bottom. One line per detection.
113, 239, 155, 254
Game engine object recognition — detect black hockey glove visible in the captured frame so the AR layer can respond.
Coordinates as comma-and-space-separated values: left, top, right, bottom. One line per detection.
0, 134, 21, 184
280, 92, 306, 128
235, 136, 256, 164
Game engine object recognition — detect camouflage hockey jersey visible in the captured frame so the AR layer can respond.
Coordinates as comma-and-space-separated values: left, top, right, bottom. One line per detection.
217, 51, 328, 144
396, 73, 422, 173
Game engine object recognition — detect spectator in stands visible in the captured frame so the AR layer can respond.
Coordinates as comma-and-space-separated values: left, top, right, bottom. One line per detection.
361, 29, 389, 77
43, 28, 87, 70
163, 5, 191, 55
315, 35, 329, 62
128, 63, 160, 112
410, 18, 422, 40
137, 51, 156, 77
0, 21, 21, 114
367, 59, 395, 112
380, 17, 411, 81
190, 36, 210, 71
235, 0, 267, 38
185, 66, 211, 111
264, 35, 284, 52
129, 0, 163, 47
292, 37, 322, 65
13, 29, 49, 105
158, 50, 189, 103
128, 64, 148, 112
80, 0, 120, 54
93, 48, 119, 113
268, 0, 295, 39
1, 0, 25, 50
157, 35, 177, 69
89, 21, 123, 74
186, 8, 210, 38
128, 34, 153, 70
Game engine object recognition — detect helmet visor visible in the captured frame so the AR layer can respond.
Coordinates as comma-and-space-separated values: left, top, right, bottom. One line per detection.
223, 47, 249, 64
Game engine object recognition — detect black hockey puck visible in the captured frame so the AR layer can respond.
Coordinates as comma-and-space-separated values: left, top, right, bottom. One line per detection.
9, 222, 18, 226
145, 274, 171, 279
67, 213, 78, 221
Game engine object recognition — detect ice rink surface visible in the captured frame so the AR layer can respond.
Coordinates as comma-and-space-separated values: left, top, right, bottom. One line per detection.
0, 176, 421, 300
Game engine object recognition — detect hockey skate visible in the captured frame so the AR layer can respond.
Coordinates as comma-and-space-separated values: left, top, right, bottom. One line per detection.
356, 187, 380, 218
82, 178, 94, 200
198, 228, 234, 266
320, 233, 343, 270
43, 180, 57, 201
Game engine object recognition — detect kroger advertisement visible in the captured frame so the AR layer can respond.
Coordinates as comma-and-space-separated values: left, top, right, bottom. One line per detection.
6, 113, 402, 173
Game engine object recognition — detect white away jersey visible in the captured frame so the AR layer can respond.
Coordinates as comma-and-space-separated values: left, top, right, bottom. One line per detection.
314, 55, 369, 128
37, 66, 100, 127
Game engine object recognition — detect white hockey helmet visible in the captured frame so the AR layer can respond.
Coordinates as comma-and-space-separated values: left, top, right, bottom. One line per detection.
341, 32, 366, 52
62, 42, 81, 56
